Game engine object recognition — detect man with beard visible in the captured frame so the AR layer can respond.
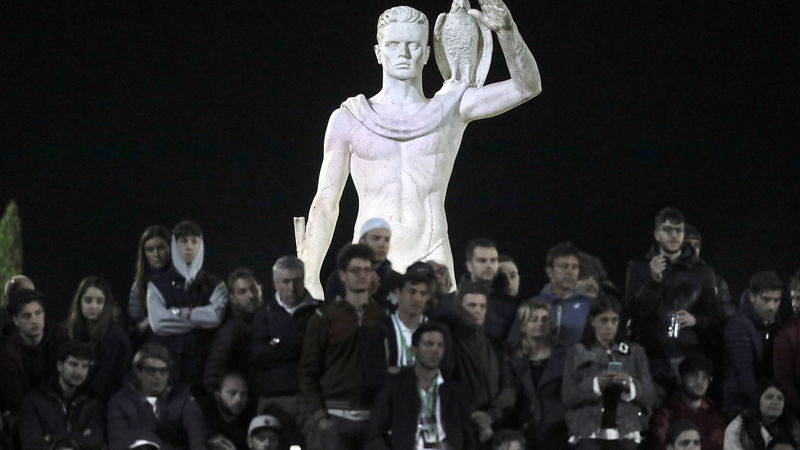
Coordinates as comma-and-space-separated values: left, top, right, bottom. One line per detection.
201, 372, 254, 450
299, 244, 387, 449
652, 355, 726, 450
538, 242, 594, 348
449, 281, 511, 445
368, 321, 472, 449
723, 271, 784, 418
464, 238, 517, 343
18, 340, 104, 450
625, 207, 722, 392
204, 267, 262, 393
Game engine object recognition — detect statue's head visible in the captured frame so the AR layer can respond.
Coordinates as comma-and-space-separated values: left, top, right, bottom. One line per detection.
376, 6, 429, 46
375, 6, 431, 80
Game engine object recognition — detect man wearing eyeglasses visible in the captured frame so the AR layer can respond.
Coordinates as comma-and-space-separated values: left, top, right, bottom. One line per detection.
652, 355, 727, 450
722, 271, 784, 418
299, 244, 388, 449
625, 207, 722, 395
324, 218, 401, 310
108, 343, 207, 450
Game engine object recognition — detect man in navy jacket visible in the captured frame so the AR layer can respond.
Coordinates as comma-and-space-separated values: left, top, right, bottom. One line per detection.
252, 256, 320, 449
722, 270, 783, 418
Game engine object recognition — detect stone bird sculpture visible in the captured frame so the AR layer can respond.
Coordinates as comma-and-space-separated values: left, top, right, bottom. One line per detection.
434, 0, 493, 87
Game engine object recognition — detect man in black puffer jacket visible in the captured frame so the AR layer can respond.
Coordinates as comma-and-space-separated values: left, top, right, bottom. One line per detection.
108, 343, 207, 450
625, 207, 722, 394
18, 340, 104, 450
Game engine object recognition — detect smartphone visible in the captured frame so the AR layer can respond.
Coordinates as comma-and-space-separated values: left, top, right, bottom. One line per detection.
607, 361, 622, 372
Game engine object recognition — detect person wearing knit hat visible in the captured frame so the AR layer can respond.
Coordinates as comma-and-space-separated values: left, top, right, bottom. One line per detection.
248, 415, 282, 450
324, 217, 401, 310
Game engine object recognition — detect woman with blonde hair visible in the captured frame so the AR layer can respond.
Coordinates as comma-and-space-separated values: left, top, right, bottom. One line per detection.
504, 298, 569, 449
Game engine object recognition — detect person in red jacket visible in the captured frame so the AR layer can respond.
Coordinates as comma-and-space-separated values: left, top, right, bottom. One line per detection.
774, 270, 800, 417
651, 355, 727, 450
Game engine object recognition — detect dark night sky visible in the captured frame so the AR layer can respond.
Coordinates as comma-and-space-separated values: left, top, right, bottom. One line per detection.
1, 0, 797, 320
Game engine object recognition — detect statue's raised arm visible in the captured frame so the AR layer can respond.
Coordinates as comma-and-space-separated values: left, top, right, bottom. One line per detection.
458, 0, 542, 121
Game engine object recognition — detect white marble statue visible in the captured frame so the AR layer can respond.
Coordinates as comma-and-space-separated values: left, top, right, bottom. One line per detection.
298, 0, 541, 299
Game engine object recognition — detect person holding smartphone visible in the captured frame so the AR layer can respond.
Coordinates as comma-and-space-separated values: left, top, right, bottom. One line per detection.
562, 295, 655, 449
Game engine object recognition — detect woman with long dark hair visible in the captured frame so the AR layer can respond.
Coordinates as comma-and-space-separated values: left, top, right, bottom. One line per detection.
724, 381, 800, 450
562, 294, 654, 449
67, 276, 132, 399
128, 225, 171, 337
505, 298, 569, 449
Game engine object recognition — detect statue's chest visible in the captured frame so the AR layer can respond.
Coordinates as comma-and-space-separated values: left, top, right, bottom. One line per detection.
349, 127, 442, 161
348, 120, 466, 163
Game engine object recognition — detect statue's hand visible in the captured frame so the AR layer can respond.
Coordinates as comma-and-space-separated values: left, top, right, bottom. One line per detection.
468, 0, 514, 33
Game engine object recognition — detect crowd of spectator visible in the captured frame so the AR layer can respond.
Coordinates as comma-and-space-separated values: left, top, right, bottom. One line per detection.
1, 206, 800, 450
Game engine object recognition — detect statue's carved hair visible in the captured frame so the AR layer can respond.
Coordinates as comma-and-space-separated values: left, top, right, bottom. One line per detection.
376, 6, 428, 44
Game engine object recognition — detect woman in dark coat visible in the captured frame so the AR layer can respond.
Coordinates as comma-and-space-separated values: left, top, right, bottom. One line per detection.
67, 276, 132, 400
504, 298, 568, 449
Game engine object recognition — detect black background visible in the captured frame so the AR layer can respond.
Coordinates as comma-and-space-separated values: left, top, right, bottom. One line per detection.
2, 0, 797, 321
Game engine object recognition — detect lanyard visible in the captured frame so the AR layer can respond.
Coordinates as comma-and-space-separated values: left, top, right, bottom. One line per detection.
393, 314, 414, 365
417, 382, 439, 443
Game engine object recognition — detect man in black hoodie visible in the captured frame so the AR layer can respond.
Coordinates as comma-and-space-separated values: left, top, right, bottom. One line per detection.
625, 207, 722, 393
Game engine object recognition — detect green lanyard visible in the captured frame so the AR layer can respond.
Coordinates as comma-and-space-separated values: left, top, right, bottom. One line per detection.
417, 381, 439, 442
392, 315, 414, 365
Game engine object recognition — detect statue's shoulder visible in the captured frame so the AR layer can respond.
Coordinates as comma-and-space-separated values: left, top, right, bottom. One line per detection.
340, 94, 370, 117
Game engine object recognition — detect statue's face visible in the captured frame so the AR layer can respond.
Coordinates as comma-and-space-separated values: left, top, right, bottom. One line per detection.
375, 22, 430, 80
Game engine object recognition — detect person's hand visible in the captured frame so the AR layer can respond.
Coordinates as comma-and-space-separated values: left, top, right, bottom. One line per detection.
614, 373, 632, 390
649, 255, 667, 282
136, 318, 150, 333
478, 425, 494, 443
207, 435, 236, 450
598, 372, 618, 391
675, 309, 696, 327
599, 372, 632, 391
318, 417, 335, 431
471, 410, 492, 429
468, 0, 514, 33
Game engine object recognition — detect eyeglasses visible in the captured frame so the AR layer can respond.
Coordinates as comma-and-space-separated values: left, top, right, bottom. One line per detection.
346, 267, 374, 276
140, 365, 169, 376
659, 225, 685, 235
